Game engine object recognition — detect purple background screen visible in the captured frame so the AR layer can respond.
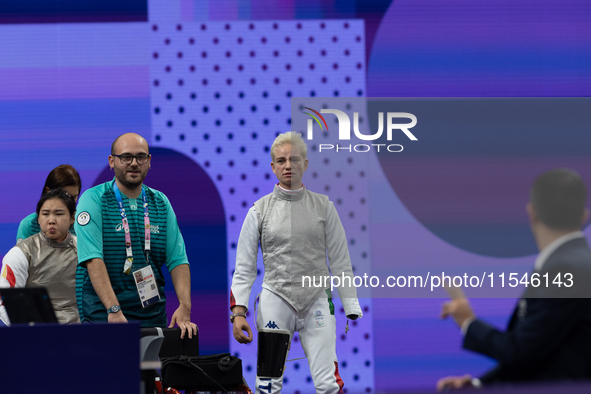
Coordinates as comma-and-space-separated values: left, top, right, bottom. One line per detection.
1, 0, 590, 392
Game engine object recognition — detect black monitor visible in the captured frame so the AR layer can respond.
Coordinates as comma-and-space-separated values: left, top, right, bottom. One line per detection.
0, 287, 58, 325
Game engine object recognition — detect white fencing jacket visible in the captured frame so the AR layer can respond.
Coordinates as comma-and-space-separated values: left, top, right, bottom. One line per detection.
231, 185, 362, 319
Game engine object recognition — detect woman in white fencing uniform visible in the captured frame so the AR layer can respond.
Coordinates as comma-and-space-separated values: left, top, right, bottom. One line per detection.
230, 131, 362, 393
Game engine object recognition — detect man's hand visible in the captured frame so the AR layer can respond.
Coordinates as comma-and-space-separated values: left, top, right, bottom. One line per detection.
440, 298, 475, 328
233, 316, 253, 344
169, 265, 198, 339
108, 311, 128, 324
169, 303, 198, 339
87, 258, 125, 325
436, 375, 474, 392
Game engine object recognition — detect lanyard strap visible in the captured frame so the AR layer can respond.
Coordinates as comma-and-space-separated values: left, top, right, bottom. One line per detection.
113, 182, 151, 272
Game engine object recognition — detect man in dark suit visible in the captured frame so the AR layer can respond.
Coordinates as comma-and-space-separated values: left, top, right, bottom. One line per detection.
438, 168, 591, 390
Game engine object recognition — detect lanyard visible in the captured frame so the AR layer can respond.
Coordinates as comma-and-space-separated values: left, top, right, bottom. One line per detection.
113, 182, 151, 274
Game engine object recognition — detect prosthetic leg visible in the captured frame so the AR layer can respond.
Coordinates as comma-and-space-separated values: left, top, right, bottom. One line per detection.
255, 289, 343, 394
257, 328, 291, 378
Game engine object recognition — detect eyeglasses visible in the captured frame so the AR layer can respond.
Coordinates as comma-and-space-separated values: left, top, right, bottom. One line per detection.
113, 154, 150, 165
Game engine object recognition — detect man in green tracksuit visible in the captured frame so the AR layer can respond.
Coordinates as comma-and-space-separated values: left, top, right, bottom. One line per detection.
75, 133, 197, 338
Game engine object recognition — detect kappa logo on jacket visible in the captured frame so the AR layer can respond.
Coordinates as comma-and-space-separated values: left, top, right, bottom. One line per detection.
265, 321, 280, 329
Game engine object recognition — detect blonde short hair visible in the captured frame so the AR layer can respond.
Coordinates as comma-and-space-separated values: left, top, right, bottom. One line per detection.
270, 131, 308, 161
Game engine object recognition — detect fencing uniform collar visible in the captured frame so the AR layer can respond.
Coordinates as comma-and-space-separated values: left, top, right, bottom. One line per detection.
274, 184, 306, 201
39, 231, 73, 249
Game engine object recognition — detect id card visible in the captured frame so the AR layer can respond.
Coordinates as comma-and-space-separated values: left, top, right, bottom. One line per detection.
133, 266, 161, 308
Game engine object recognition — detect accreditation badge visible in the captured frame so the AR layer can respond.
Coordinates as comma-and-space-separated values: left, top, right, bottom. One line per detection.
133, 266, 161, 308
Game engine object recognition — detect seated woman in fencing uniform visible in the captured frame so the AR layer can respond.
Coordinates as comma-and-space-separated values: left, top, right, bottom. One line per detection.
1, 188, 79, 325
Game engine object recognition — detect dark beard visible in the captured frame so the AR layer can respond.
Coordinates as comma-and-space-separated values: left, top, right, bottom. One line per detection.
118, 177, 143, 189
114, 167, 146, 190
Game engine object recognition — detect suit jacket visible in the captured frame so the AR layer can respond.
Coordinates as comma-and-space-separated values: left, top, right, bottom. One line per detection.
463, 237, 591, 384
